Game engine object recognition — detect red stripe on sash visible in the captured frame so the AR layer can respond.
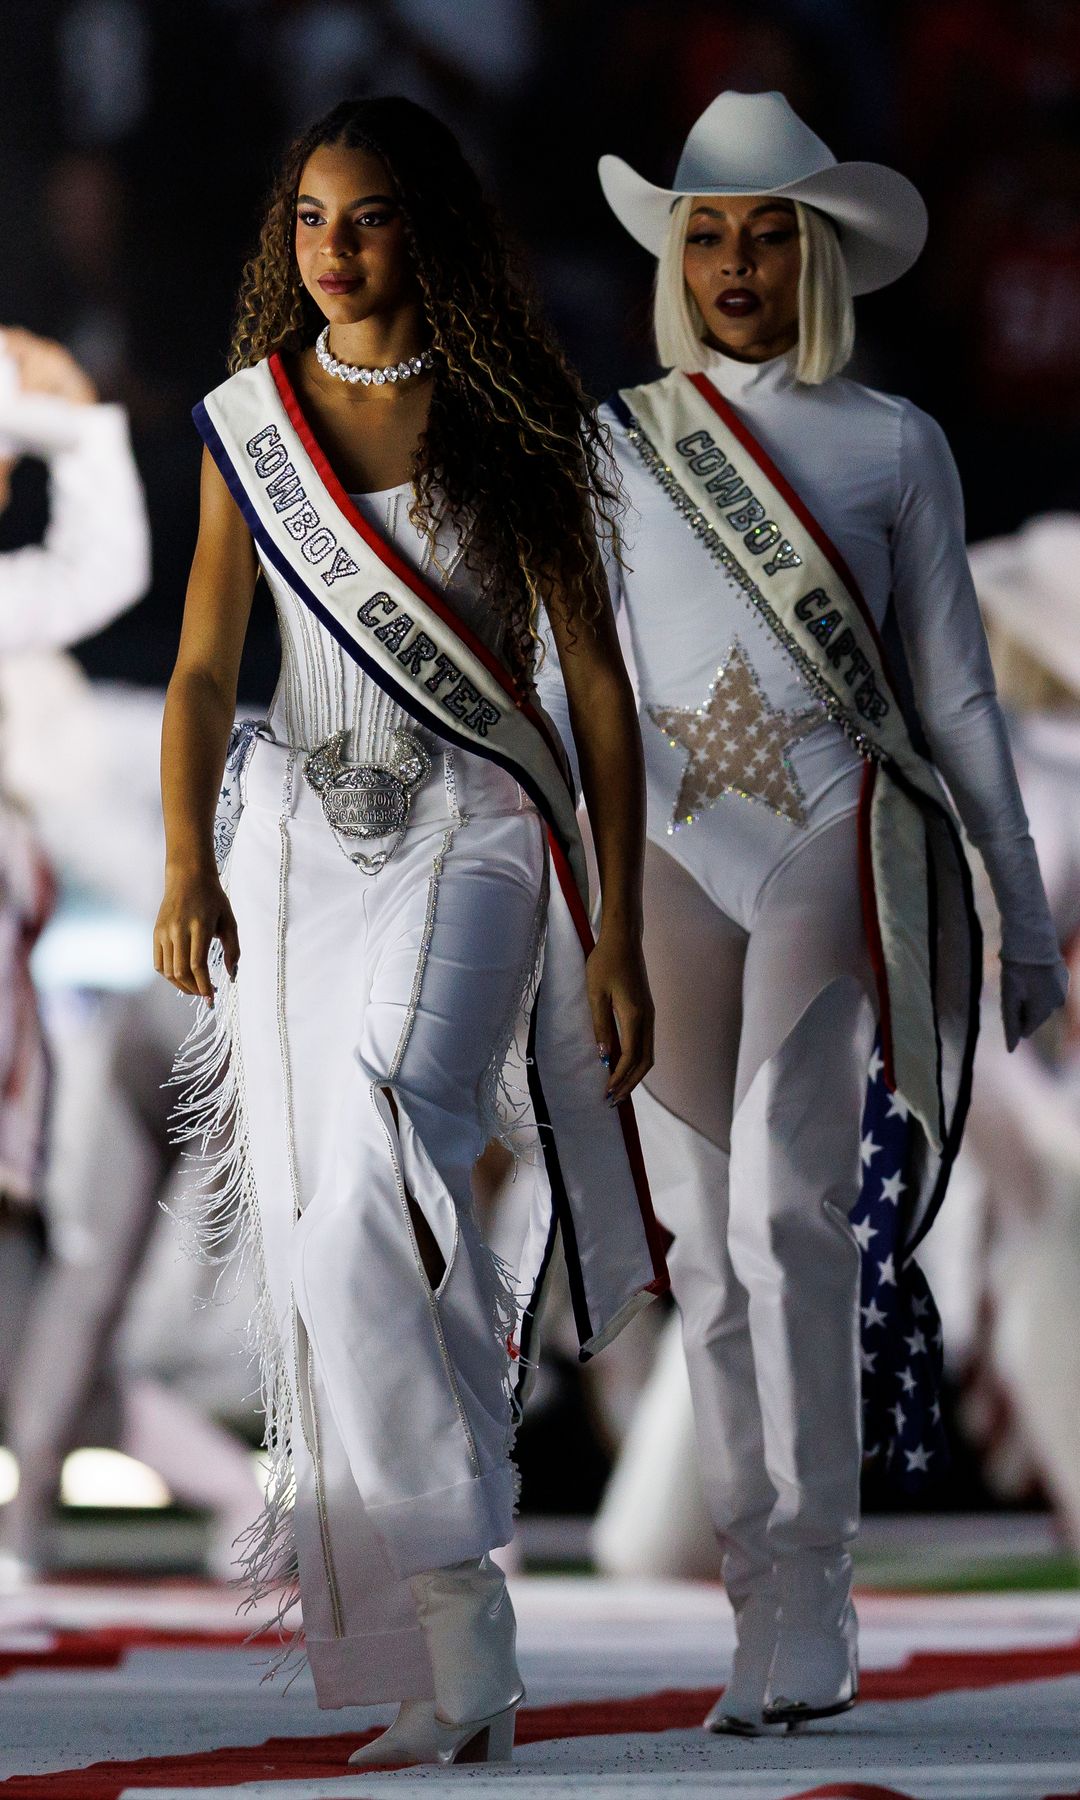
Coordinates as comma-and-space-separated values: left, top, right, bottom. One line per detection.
267, 355, 668, 1288
686, 371, 892, 673
544, 827, 672, 1283
268, 354, 568, 777
858, 761, 896, 1091
687, 369, 901, 1097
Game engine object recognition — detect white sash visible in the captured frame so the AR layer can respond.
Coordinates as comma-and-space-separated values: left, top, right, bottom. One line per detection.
196, 354, 669, 1357
615, 371, 981, 1240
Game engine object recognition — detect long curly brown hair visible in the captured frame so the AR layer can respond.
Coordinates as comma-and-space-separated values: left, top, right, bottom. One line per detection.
230, 96, 620, 683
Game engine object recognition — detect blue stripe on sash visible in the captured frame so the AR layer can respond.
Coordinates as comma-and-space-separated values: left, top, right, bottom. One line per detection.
194, 400, 568, 848
194, 398, 600, 1361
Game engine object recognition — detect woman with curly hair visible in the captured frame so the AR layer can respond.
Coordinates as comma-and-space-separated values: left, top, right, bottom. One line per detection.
153, 95, 666, 1768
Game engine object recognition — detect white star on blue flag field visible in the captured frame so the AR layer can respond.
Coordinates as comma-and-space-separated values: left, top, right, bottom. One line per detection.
854, 1036, 948, 1492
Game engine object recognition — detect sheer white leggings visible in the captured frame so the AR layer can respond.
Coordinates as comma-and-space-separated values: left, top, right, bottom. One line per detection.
636, 808, 876, 1597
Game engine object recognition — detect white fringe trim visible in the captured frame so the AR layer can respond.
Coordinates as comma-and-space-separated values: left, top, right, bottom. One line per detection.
167, 941, 301, 1677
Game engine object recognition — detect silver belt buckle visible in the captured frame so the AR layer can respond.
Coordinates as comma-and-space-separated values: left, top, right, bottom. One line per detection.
304, 728, 431, 872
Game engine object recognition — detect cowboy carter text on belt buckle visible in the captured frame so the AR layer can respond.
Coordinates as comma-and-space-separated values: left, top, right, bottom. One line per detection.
303, 728, 431, 873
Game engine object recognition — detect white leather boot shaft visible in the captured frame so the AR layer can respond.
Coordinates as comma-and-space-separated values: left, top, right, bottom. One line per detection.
768, 1548, 859, 1711
704, 1583, 780, 1730
408, 1555, 523, 1729
716, 1548, 777, 1713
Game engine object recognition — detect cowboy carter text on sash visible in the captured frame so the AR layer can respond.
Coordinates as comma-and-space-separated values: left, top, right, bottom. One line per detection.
244, 422, 504, 739
674, 427, 890, 727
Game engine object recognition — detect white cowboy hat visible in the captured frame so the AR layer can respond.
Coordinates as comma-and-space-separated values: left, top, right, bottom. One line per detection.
599, 89, 928, 296
969, 513, 1080, 698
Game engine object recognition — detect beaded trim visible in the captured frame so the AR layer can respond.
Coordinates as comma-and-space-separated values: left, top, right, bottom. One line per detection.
621, 409, 885, 768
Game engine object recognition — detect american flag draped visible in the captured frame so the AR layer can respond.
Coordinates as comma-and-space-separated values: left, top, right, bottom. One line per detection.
853, 1036, 949, 1493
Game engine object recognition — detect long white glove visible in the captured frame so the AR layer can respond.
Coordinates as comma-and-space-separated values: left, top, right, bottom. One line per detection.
1001, 958, 1069, 1053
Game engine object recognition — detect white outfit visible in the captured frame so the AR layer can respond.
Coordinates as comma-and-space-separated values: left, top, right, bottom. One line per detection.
959, 711, 1080, 1550
178, 486, 581, 1707
0, 394, 150, 654
603, 348, 1052, 956
592, 347, 1057, 1708
0, 390, 150, 1200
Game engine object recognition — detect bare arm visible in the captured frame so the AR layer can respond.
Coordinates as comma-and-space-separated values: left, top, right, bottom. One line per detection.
548, 590, 653, 1103
153, 447, 258, 1003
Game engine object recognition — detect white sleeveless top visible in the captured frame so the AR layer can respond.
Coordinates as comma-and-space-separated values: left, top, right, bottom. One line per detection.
263, 481, 503, 758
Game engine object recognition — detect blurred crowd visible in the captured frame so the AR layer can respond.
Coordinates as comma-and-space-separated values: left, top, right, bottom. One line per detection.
1, 0, 1080, 1575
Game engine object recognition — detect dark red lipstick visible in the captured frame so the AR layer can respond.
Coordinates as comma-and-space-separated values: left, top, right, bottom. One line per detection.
715, 289, 761, 317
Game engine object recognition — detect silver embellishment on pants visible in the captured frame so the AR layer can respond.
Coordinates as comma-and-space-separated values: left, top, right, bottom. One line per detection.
303, 727, 431, 874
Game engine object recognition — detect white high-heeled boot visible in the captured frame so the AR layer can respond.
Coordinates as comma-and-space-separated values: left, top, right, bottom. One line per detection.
348, 1701, 438, 1769
408, 1554, 524, 1765
763, 1548, 859, 1725
703, 1579, 782, 1735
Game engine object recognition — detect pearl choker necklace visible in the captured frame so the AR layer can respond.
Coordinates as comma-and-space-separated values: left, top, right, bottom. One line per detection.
315, 327, 434, 387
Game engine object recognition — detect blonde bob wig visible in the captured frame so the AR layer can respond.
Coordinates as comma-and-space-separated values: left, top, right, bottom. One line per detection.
653, 196, 855, 385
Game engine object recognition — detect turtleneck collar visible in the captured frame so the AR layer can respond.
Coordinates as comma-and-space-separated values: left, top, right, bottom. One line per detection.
700, 344, 799, 400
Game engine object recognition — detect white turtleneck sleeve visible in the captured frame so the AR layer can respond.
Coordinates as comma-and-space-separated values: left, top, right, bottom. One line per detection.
0, 395, 151, 653
890, 405, 1060, 967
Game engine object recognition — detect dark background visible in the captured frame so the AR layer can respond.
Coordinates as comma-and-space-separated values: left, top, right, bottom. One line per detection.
1, 0, 1078, 704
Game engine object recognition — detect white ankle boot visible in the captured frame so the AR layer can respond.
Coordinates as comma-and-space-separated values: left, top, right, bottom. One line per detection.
763, 1548, 859, 1725
348, 1701, 438, 1769
703, 1582, 782, 1735
408, 1554, 524, 1765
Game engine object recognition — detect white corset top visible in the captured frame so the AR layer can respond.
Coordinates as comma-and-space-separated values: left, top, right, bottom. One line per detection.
262, 482, 501, 759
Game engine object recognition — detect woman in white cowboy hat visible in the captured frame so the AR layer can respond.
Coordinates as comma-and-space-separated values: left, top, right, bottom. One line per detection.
593, 89, 1068, 1732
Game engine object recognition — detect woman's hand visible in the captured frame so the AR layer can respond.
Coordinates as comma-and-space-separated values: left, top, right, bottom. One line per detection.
154, 864, 240, 1005
586, 926, 655, 1106
2, 327, 98, 405
1001, 957, 1069, 1052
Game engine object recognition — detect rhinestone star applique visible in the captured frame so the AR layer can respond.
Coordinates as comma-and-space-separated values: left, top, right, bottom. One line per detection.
648, 640, 821, 832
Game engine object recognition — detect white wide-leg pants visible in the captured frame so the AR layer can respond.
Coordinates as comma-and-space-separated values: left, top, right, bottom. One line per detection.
637, 810, 876, 1592
217, 739, 546, 1706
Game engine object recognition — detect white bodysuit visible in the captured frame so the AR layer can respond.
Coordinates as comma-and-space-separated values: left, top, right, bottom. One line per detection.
601, 347, 1055, 962
0, 391, 150, 1202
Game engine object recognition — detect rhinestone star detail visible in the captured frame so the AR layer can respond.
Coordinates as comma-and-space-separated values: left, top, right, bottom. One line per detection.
648, 640, 820, 832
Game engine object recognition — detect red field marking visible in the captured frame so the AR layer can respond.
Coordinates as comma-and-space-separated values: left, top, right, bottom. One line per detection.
787, 1788, 922, 1800
3, 1632, 1080, 1796
0, 1628, 282, 1683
